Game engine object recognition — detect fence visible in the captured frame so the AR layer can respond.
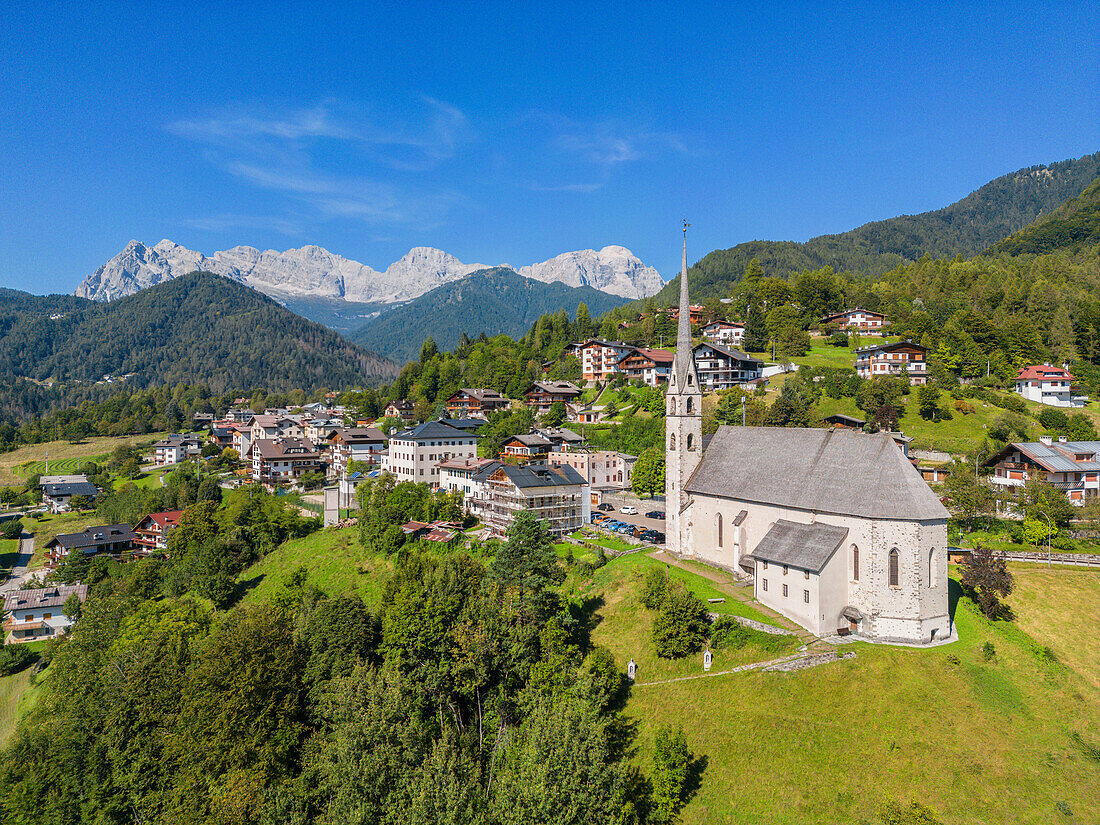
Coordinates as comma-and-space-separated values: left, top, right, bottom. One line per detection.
949, 546, 1100, 568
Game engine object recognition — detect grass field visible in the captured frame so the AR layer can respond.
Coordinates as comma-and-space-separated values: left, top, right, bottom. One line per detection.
1006, 564, 1100, 689
592, 560, 1100, 824
0, 669, 36, 746
0, 435, 164, 486
237, 526, 395, 609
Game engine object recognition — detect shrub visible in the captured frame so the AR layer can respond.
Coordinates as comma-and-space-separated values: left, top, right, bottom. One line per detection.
0, 644, 37, 676
981, 641, 996, 662
652, 586, 710, 659
640, 565, 669, 610
585, 646, 622, 711
709, 615, 750, 649
0, 519, 22, 540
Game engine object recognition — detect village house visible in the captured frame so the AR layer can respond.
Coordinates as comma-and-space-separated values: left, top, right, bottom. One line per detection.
41, 476, 98, 513
614, 347, 674, 386
44, 524, 135, 569
249, 437, 324, 485
670, 304, 707, 325
572, 339, 635, 382
438, 456, 499, 498
524, 381, 583, 414
984, 436, 1100, 505
548, 449, 636, 490
469, 462, 589, 538
821, 308, 888, 331
502, 433, 553, 462
1013, 364, 1086, 408
383, 421, 479, 485
692, 342, 764, 391
700, 320, 745, 347
208, 424, 237, 451
3, 584, 88, 643
249, 414, 303, 442
306, 417, 347, 443
666, 229, 948, 645
442, 418, 488, 434
326, 427, 387, 478
225, 407, 256, 422
537, 427, 585, 451
855, 341, 928, 385
444, 388, 511, 418
151, 434, 203, 466
823, 413, 867, 430
133, 510, 184, 554
384, 400, 418, 424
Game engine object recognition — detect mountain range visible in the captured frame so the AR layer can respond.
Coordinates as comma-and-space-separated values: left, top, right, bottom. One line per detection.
75, 241, 665, 311
350, 267, 630, 363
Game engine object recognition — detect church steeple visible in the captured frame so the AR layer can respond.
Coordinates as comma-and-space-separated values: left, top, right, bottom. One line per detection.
671, 220, 700, 392
665, 221, 703, 557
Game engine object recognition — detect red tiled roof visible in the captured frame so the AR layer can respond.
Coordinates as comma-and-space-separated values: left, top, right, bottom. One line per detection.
146, 510, 184, 529
1016, 365, 1073, 381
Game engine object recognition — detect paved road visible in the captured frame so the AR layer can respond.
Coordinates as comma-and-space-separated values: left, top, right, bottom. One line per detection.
1, 535, 37, 593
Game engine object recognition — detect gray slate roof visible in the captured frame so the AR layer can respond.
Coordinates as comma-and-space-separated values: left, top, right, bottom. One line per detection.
43, 482, 97, 498
4, 583, 88, 612
474, 462, 586, 488
394, 421, 480, 442
988, 440, 1100, 473
748, 519, 849, 572
685, 426, 949, 521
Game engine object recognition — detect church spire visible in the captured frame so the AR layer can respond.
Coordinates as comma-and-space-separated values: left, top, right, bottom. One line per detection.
673, 219, 698, 391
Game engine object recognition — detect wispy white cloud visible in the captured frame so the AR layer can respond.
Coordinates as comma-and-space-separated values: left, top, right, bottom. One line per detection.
526, 181, 606, 193
168, 99, 478, 230
180, 213, 305, 236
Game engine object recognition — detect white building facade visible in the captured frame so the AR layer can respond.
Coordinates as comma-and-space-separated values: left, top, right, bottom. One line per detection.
382, 421, 478, 485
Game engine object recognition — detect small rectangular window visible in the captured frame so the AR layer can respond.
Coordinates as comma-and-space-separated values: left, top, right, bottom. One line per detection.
782, 584, 788, 597
762, 561, 768, 570
803, 590, 809, 604
782, 565, 788, 576
762, 579, 768, 592
804, 570, 809, 580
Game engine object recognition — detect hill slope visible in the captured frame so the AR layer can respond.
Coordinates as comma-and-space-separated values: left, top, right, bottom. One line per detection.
989, 176, 1100, 256
657, 151, 1100, 302
0, 272, 398, 397
350, 267, 630, 362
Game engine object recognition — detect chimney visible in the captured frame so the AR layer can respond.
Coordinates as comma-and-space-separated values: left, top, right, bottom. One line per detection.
1058, 436, 1068, 444
1039, 435, 1053, 446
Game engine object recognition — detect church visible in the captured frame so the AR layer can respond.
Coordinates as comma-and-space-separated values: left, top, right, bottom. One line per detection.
665, 226, 951, 645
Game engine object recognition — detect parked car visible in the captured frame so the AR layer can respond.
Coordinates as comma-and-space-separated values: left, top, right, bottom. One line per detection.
651, 532, 666, 544
645, 510, 666, 520
631, 526, 647, 539
597, 503, 614, 512
620, 505, 638, 515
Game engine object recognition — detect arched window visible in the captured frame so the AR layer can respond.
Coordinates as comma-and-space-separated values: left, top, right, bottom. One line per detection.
888, 548, 900, 587
929, 547, 937, 587
687, 433, 695, 451
668, 397, 676, 416
686, 397, 694, 414
852, 545, 859, 581
717, 513, 723, 547
669, 432, 676, 451
687, 373, 694, 386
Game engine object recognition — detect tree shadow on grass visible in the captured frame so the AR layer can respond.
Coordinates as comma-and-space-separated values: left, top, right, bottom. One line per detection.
681, 753, 709, 811
568, 594, 605, 653
228, 573, 265, 608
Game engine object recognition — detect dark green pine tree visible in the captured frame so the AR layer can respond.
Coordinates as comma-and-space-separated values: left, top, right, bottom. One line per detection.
743, 300, 768, 353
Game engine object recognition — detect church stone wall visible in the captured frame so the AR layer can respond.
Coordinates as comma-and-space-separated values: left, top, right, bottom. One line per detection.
686, 495, 949, 644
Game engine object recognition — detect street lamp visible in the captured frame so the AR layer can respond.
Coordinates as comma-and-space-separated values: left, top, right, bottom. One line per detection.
1039, 510, 1053, 566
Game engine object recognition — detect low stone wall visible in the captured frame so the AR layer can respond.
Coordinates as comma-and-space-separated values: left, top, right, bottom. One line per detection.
764, 651, 855, 672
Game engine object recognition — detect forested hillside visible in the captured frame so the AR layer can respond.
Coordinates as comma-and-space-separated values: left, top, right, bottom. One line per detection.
350, 268, 630, 363
654, 151, 1100, 303
0, 273, 398, 419
989, 176, 1100, 256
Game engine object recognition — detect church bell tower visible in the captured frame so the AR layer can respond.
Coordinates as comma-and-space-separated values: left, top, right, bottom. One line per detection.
665, 221, 703, 556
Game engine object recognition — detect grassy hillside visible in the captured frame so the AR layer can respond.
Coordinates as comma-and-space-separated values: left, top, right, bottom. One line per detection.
586, 556, 1100, 824
0, 434, 159, 486
655, 151, 1100, 302
351, 267, 629, 363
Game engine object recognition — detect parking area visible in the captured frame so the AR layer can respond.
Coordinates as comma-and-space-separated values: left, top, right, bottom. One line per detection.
592, 502, 667, 543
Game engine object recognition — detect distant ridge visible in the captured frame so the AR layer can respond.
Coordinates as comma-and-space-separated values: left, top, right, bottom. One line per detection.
350, 267, 631, 363
657, 150, 1100, 302
0, 272, 398, 399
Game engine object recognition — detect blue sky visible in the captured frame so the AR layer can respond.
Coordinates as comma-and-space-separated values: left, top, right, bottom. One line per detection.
1, 2, 1098, 295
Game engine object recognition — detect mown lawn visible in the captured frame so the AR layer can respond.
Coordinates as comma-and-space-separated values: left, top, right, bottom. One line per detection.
0, 668, 36, 746
237, 525, 394, 609
1006, 564, 1100, 689
613, 570, 1100, 824
0, 434, 164, 486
